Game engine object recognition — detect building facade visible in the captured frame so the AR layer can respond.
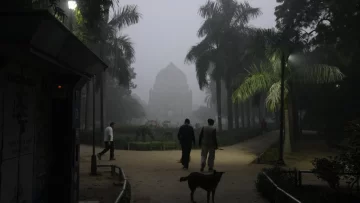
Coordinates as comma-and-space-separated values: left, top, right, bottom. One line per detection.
148, 63, 192, 124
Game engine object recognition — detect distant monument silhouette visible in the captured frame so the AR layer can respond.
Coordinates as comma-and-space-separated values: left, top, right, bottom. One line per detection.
148, 63, 192, 123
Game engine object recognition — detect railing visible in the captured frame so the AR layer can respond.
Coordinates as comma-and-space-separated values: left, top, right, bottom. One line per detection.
97, 165, 131, 203
262, 172, 302, 203
295, 170, 360, 190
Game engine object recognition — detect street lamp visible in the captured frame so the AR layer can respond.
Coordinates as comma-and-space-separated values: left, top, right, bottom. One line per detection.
68, 1, 77, 10
67, 1, 77, 32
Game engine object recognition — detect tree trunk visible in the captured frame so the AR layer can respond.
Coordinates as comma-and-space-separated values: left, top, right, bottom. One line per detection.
284, 97, 295, 153
246, 99, 251, 127
240, 102, 245, 128
291, 91, 301, 140
234, 102, 239, 129
250, 99, 255, 127
99, 44, 105, 133
226, 79, 233, 130
216, 78, 222, 131
284, 109, 292, 153
85, 81, 91, 130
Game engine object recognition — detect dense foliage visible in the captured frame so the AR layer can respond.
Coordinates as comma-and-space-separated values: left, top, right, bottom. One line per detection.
311, 119, 360, 192
275, 0, 360, 136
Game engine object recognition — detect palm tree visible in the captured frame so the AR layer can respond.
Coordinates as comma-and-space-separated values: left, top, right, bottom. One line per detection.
99, 5, 140, 131
204, 82, 216, 108
74, 2, 140, 131
233, 42, 345, 153
186, 0, 261, 130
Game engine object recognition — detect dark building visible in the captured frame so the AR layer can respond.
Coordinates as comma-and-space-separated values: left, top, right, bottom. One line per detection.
0, 11, 106, 202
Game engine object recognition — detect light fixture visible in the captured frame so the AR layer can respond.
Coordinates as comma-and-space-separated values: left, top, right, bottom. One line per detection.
68, 1, 77, 10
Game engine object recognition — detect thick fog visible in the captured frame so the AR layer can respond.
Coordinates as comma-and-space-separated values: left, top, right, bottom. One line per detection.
117, 0, 278, 110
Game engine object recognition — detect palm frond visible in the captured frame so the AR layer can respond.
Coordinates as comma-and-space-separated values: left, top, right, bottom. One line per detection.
109, 5, 141, 29
195, 50, 216, 89
294, 64, 345, 84
198, 0, 220, 19
185, 38, 214, 64
115, 35, 135, 63
265, 81, 289, 112
197, 16, 224, 38
112, 55, 131, 88
233, 1, 262, 25
232, 64, 274, 102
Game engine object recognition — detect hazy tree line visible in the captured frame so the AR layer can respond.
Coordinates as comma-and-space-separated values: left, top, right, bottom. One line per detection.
186, 0, 348, 152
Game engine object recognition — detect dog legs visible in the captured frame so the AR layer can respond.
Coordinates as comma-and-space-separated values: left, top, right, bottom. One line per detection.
190, 188, 196, 203
211, 189, 216, 203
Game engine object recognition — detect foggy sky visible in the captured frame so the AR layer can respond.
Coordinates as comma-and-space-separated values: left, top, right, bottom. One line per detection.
117, 0, 278, 109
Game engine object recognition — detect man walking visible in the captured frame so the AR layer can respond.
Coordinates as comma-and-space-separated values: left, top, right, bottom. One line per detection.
177, 118, 195, 170
199, 118, 218, 172
97, 122, 116, 161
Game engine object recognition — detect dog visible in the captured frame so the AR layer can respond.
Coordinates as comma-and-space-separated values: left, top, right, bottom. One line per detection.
179, 170, 225, 203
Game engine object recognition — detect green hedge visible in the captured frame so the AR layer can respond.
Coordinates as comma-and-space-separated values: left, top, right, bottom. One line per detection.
127, 141, 178, 151
79, 125, 273, 151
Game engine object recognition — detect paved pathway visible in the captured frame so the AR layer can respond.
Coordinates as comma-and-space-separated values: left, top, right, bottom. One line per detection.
80, 131, 278, 203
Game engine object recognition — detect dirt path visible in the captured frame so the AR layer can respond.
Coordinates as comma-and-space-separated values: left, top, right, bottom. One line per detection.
80, 131, 278, 203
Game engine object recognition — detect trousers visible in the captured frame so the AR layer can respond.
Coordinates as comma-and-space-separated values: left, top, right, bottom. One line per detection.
99, 141, 114, 159
181, 144, 192, 168
201, 147, 215, 169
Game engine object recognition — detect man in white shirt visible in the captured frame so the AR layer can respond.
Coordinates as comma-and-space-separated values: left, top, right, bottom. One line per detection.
97, 122, 116, 160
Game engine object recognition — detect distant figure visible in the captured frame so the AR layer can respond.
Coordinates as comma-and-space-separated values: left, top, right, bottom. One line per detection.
261, 118, 268, 134
199, 119, 218, 172
178, 118, 195, 169
97, 122, 116, 161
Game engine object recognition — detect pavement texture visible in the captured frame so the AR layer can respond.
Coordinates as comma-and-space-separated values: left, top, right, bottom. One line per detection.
80, 131, 279, 203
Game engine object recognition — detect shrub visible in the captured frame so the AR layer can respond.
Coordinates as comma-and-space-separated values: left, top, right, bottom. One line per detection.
311, 119, 360, 193
311, 158, 343, 190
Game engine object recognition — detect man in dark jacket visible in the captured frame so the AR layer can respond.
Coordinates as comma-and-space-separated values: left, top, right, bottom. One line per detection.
177, 118, 195, 169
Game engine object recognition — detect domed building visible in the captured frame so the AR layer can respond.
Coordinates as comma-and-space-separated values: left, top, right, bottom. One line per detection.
148, 63, 192, 123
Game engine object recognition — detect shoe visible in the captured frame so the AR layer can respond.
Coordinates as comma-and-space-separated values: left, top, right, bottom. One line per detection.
97, 153, 101, 160
200, 167, 204, 172
182, 167, 188, 170
208, 168, 214, 172
109, 158, 116, 161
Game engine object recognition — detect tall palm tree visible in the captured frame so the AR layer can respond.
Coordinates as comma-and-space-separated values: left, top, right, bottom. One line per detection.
233, 43, 345, 152
74, 2, 140, 131
99, 5, 140, 131
186, 0, 261, 130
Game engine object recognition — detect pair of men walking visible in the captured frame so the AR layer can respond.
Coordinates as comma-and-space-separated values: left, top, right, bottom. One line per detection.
178, 118, 218, 171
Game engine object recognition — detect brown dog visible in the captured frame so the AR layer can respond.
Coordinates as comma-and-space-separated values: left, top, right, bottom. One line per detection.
179, 170, 225, 203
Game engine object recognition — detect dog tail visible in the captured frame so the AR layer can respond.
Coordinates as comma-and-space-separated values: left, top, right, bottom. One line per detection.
179, 176, 189, 182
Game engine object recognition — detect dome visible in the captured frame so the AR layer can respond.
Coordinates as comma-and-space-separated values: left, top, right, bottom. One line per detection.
153, 63, 189, 91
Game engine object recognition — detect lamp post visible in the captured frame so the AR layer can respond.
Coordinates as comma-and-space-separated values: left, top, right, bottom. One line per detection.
67, 1, 77, 32
91, 76, 97, 175
278, 51, 286, 166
